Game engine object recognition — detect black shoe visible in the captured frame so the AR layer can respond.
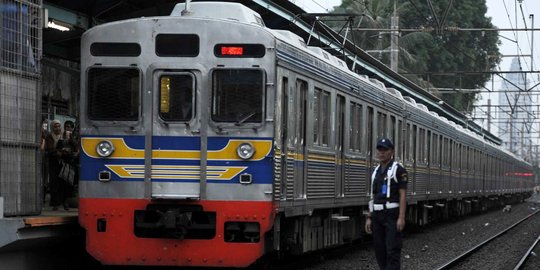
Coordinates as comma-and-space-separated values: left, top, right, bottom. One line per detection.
52, 206, 58, 211
63, 203, 69, 211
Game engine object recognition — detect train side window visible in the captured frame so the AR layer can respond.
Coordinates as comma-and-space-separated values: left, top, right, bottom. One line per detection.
159, 75, 194, 121
211, 69, 263, 123
87, 67, 140, 121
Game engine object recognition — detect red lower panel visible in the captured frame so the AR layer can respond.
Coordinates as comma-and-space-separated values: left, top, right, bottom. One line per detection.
79, 198, 276, 267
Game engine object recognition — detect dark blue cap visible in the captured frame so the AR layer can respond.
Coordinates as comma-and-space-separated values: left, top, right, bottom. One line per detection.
376, 137, 394, 150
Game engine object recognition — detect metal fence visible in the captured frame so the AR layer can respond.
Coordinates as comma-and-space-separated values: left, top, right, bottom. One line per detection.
0, 0, 42, 216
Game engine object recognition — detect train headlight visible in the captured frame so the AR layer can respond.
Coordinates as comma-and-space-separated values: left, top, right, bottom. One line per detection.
236, 143, 255, 160
96, 140, 115, 157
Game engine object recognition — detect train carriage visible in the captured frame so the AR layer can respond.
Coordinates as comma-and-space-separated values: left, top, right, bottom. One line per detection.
78, 2, 534, 268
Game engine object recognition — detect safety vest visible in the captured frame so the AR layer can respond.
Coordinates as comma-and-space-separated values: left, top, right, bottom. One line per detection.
370, 161, 399, 199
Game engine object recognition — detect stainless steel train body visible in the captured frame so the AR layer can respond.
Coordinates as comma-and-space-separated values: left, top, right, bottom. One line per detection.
78, 2, 534, 267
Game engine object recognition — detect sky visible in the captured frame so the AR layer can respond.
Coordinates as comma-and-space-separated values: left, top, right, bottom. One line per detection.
294, 0, 540, 139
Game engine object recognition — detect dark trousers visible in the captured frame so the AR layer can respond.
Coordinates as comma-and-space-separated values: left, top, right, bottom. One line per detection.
372, 208, 402, 270
49, 159, 69, 207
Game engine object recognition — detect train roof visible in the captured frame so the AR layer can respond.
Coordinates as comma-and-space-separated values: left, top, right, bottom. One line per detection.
170, 2, 264, 27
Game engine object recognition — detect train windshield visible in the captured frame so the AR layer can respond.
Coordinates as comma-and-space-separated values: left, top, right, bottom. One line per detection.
87, 67, 140, 121
211, 69, 263, 124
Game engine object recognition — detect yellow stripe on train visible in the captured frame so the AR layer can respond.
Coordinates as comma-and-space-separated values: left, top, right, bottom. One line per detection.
105, 165, 247, 180
82, 138, 272, 161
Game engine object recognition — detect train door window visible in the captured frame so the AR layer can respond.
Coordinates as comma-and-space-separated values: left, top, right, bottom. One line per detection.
396, 119, 403, 161
441, 137, 446, 166
407, 124, 415, 162
431, 133, 437, 165
461, 146, 467, 170
450, 141, 455, 169
376, 111, 387, 139
349, 102, 357, 151
418, 128, 425, 164
449, 141, 452, 168
390, 115, 396, 146
432, 134, 437, 165
159, 74, 194, 121
349, 102, 363, 152
313, 88, 320, 144
321, 91, 330, 146
455, 144, 459, 170
367, 106, 374, 155
280, 76, 289, 197
336, 95, 346, 196
455, 143, 461, 170
211, 69, 263, 124
296, 80, 308, 148
426, 130, 431, 164
88, 67, 140, 121
313, 88, 330, 147
447, 138, 451, 167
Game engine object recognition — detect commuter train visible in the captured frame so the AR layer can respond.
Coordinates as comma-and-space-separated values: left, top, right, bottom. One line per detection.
78, 2, 534, 267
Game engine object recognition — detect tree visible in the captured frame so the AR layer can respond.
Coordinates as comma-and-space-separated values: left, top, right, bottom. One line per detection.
331, 0, 501, 113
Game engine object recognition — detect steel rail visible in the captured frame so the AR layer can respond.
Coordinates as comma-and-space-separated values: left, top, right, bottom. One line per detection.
435, 209, 540, 270
513, 235, 540, 270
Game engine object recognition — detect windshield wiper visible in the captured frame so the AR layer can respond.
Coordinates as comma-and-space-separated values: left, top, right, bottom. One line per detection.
235, 112, 256, 126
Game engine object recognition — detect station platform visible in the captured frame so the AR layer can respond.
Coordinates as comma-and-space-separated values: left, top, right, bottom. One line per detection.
0, 208, 79, 252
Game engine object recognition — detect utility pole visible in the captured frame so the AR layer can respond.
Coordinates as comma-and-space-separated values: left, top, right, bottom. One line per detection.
487, 98, 491, 132
390, 1, 399, 72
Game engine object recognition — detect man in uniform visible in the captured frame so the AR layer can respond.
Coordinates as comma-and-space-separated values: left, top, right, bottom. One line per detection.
365, 137, 408, 270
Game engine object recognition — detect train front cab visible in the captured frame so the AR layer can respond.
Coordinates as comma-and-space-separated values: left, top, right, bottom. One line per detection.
78, 5, 278, 268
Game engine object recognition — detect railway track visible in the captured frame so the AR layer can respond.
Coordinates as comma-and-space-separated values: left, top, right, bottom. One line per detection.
514, 235, 540, 270
435, 209, 540, 270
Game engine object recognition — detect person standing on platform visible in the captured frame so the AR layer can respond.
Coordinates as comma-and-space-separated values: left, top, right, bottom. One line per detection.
44, 120, 70, 210
365, 138, 408, 270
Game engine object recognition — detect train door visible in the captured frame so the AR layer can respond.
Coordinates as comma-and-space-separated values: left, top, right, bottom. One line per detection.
151, 71, 200, 199
279, 76, 289, 199
294, 79, 308, 199
335, 95, 345, 197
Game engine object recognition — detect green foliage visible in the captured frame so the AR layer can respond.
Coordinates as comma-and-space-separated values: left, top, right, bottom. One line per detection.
331, 0, 501, 113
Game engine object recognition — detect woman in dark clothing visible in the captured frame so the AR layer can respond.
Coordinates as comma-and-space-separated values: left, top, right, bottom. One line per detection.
44, 120, 73, 210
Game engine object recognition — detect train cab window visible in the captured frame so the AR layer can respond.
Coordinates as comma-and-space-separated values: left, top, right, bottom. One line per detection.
159, 75, 194, 121
88, 68, 140, 121
91, 42, 141, 56
156, 34, 199, 57
212, 69, 263, 124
